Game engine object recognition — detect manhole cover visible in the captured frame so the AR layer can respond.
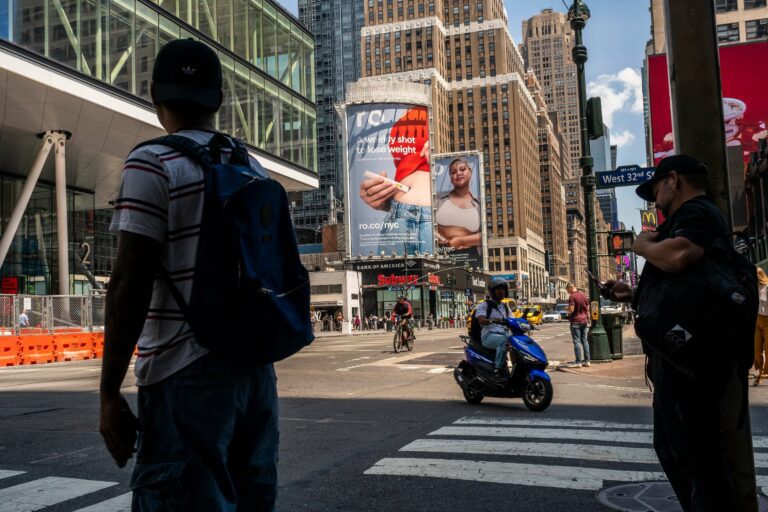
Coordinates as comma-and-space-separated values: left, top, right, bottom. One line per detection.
597, 481, 768, 511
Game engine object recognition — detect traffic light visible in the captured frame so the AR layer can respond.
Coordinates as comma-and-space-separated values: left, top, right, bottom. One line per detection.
608, 230, 635, 255
587, 97, 604, 140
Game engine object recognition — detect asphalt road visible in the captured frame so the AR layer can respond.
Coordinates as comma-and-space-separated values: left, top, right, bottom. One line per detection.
1, 323, 768, 511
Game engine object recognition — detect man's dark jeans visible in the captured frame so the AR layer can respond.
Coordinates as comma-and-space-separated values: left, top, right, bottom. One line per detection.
649, 353, 737, 511
131, 353, 278, 512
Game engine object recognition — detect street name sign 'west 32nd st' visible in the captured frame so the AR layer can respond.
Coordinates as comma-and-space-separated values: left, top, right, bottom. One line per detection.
596, 165, 655, 189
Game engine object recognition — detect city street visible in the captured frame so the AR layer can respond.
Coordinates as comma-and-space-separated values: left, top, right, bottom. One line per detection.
2, 323, 768, 511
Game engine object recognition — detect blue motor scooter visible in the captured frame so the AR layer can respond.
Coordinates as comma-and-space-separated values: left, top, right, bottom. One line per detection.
454, 316, 553, 411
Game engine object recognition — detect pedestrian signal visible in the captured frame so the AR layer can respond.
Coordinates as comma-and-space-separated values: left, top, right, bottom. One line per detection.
608, 230, 635, 255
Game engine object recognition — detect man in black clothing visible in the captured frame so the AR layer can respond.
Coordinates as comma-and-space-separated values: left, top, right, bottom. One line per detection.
604, 154, 757, 511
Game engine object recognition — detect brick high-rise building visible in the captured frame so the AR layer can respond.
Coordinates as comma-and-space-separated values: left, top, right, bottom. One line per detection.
521, 8, 581, 177
355, 0, 548, 296
526, 71, 570, 301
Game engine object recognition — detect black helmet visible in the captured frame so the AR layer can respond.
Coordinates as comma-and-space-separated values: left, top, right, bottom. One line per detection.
488, 277, 509, 293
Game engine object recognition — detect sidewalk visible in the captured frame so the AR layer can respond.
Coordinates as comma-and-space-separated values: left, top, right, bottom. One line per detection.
552, 324, 646, 379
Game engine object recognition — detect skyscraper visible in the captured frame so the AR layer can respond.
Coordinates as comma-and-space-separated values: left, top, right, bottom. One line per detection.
526, 72, 571, 300
354, 0, 548, 296
521, 8, 581, 177
293, 0, 365, 241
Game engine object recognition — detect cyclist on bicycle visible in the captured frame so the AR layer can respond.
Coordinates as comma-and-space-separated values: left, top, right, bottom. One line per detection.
393, 296, 414, 341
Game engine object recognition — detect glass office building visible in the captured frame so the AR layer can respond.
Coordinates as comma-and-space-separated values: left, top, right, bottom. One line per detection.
0, 0, 317, 293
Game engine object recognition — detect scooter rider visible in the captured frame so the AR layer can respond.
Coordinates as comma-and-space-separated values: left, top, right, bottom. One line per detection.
476, 277, 514, 377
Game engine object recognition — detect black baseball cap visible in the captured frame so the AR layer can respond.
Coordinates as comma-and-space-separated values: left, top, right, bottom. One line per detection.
151, 39, 223, 111
635, 154, 709, 202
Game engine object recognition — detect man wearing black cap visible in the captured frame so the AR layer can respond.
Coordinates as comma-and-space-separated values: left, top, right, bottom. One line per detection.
603, 154, 757, 511
99, 40, 277, 511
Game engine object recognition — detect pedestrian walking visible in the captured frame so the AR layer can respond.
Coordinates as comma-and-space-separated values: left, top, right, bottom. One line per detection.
602, 155, 759, 511
755, 267, 768, 385
354, 315, 361, 331
311, 311, 318, 333
18, 309, 29, 328
566, 283, 590, 368
99, 40, 279, 511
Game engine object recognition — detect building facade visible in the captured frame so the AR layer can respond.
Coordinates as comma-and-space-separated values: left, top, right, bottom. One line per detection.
650, 0, 768, 53
292, 0, 365, 241
356, 0, 547, 301
0, 0, 318, 294
564, 177, 588, 291
526, 71, 570, 302
521, 8, 580, 177
645, 0, 768, 162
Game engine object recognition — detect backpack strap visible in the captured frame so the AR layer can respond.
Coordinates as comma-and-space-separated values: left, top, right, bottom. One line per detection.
132, 134, 216, 170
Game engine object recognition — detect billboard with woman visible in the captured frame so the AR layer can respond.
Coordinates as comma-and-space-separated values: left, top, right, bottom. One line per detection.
433, 152, 486, 270
344, 103, 434, 257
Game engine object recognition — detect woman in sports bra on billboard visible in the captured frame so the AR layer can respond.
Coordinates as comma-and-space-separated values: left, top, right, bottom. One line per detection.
436, 157, 481, 252
358, 107, 433, 255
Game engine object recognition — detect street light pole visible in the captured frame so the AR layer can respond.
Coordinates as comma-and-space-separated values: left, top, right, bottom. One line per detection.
569, 0, 610, 361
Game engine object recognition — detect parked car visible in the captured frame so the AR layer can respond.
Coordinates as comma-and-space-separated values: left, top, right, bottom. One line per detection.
542, 311, 561, 323
555, 303, 569, 320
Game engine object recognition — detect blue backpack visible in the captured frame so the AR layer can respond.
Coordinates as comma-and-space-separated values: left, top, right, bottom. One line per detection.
136, 133, 313, 363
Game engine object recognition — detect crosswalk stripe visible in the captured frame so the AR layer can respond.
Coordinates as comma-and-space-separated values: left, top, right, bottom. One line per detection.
0, 470, 24, 480
453, 417, 654, 430
365, 457, 666, 491
402, 438, 659, 464
72, 492, 133, 512
430, 426, 654, 445
0, 477, 116, 512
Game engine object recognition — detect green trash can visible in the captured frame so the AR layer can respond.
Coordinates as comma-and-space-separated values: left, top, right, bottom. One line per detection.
386, 321, 393, 332
601, 313, 624, 359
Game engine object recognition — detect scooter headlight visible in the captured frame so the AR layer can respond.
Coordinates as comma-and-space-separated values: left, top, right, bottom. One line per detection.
520, 351, 539, 363
519, 322, 531, 333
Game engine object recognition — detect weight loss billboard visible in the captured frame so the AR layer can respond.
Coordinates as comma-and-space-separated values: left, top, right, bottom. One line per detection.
433, 153, 486, 269
649, 41, 768, 164
344, 103, 434, 257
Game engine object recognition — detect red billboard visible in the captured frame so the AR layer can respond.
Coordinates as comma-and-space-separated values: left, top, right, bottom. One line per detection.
649, 41, 768, 164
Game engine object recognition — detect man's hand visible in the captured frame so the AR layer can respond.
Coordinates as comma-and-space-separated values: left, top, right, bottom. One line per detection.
99, 393, 138, 468
602, 280, 634, 303
632, 230, 660, 258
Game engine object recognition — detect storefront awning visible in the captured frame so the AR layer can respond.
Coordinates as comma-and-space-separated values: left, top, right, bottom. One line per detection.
311, 300, 344, 307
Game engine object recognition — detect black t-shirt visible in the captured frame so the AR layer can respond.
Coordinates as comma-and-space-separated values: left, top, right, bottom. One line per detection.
634, 195, 726, 310
394, 302, 411, 316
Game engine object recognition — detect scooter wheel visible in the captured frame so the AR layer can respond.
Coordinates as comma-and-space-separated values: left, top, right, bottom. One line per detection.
522, 377, 553, 412
463, 387, 484, 404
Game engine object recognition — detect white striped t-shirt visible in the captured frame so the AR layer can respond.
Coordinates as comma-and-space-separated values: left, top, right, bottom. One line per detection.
110, 130, 267, 386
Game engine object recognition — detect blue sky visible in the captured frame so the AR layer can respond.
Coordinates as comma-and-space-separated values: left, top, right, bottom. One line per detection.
280, 0, 650, 233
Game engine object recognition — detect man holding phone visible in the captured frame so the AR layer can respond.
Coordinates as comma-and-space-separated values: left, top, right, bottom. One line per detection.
566, 283, 590, 368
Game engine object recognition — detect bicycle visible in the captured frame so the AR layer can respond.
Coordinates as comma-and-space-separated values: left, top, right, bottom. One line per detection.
393, 318, 415, 352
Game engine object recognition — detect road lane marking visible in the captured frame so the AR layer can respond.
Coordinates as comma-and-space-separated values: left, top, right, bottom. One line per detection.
0, 477, 116, 512
454, 417, 654, 430
0, 470, 24, 480
430, 426, 654, 445
402, 438, 658, 464
72, 492, 132, 512
31, 445, 100, 464
364, 458, 665, 491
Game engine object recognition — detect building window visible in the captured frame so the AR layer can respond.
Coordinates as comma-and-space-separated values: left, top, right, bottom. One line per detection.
715, 0, 738, 12
717, 22, 740, 42
746, 0, 767, 8
746, 18, 768, 39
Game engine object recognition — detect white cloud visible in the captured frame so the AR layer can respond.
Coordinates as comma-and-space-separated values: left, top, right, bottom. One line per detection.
586, 67, 644, 129
611, 130, 636, 148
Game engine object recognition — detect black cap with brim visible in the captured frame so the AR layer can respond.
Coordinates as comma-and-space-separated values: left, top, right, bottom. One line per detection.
635, 154, 709, 202
151, 39, 223, 111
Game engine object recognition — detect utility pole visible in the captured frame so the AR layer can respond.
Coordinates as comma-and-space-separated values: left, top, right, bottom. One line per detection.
662, 0, 731, 228
569, 0, 610, 361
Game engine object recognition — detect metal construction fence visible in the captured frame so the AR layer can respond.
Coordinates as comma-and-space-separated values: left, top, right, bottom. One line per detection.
0, 293, 105, 335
